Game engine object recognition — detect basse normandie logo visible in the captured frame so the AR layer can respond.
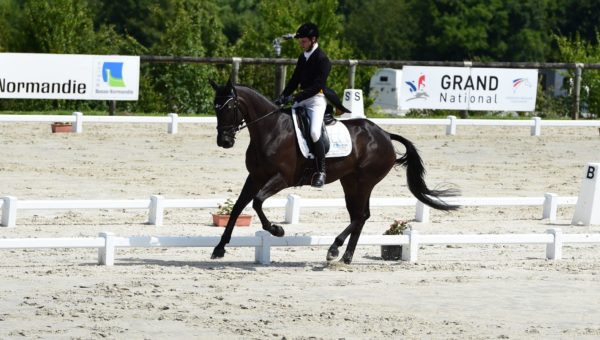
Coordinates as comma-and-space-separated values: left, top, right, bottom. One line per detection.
102, 62, 126, 87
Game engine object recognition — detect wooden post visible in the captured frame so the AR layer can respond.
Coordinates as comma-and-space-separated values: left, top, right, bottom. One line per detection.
231, 57, 241, 84
108, 101, 116, 116
571, 63, 583, 120
348, 60, 358, 89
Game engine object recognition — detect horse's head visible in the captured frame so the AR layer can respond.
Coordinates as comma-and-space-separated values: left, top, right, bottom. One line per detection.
210, 79, 243, 148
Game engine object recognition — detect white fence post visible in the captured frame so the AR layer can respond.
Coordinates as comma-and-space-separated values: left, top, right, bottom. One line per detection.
285, 194, 301, 224
531, 117, 541, 136
98, 232, 116, 266
401, 229, 419, 262
1, 196, 17, 228
254, 230, 271, 265
546, 228, 563, 260
72, 112, 83, 133
415, 201, 430, 223
168, 113, 178, 134
148, 195, 164, 226
446, 115, 457, 135
543, 193, 558, 222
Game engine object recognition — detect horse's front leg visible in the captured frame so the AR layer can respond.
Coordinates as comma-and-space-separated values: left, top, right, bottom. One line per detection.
253, 173, 289, 237
211, 175, 257, 259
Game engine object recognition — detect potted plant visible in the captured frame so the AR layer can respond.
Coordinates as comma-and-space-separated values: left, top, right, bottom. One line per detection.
51, 122, 73, 133
212, 198, 252, 227
381, 219, 409, 260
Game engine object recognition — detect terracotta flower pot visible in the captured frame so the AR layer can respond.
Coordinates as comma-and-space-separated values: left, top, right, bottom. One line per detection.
212, 214, 252, 227
51, 123, 73, 133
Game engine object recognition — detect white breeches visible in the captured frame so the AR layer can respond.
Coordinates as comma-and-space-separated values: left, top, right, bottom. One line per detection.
293, 93, 327, 142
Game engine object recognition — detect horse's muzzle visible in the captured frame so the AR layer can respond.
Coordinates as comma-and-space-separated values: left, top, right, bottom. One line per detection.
217, 132, 235, 148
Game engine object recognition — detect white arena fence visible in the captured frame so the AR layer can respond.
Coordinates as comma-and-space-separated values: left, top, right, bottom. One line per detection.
1, 193, 577, 228
2, 112, 600, 136
1, 228, 599, 265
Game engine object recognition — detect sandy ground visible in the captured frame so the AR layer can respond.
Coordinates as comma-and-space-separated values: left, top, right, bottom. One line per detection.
1, 120, 600, 339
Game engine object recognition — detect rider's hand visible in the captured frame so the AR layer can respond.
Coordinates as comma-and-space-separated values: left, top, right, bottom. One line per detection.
275, 95, 294, 106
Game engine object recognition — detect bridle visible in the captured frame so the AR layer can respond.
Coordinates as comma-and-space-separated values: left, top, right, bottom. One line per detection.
215, 91, 282, 137
215, 95, 243, 136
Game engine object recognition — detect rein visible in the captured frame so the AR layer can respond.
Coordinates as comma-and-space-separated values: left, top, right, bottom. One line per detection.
237, 107, 281, 131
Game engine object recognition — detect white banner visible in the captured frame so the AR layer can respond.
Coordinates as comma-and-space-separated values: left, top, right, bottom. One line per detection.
400, 66, 538, 111
0, 53, 139, 100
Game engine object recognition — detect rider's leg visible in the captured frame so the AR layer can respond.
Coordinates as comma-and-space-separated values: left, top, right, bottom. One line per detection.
305, 94, 327, 187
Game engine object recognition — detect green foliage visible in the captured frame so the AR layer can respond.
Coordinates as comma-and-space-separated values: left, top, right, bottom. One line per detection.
342, 0, 415, 60
534, 75, 571, 119
230, 0, 352, 98
384, 220, 409, 235
141, 0, 229, 113
556, 33, 600, 117
20, 0, 96, 53
1, 0, 600, 115
215, 198, 235, 215
406, 0, 553, 62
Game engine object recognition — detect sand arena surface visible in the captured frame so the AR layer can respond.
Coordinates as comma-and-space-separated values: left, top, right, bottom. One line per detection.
1, 121, 600, 339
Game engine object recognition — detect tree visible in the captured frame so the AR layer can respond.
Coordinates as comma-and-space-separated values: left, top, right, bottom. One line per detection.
229, 0, 353, 97
141, 0, 230, 113
556, 33, 600, 117
20, 0, 97, 53
341, 0, 416, 60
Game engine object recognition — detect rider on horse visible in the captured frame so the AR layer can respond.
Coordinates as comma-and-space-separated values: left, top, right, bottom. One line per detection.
276, 22, 330, 188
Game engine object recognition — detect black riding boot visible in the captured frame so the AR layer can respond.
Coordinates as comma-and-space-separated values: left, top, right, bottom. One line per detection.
311, 136, 326, 188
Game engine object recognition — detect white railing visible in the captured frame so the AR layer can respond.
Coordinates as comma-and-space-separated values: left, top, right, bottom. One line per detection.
1, 228, 599, 265
1, 193, 577, 228
2, 112, 600, 136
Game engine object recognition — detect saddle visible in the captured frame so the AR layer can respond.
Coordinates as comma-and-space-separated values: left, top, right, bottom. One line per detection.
288, 106, 352, 160
294, 106, 334, 155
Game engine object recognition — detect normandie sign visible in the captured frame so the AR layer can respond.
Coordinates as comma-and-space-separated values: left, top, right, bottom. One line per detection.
0, 53, 139, 101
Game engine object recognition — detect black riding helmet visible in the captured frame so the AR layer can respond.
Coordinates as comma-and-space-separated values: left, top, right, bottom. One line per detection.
294, 23, 319, 39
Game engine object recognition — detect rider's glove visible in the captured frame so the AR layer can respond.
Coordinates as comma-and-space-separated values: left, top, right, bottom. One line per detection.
275, 95, 294, 106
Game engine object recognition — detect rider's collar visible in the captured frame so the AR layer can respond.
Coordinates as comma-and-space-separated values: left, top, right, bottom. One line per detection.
303, 42, 318, 60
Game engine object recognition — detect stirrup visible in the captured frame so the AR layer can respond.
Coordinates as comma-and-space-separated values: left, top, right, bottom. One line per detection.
311, 172, 326, 188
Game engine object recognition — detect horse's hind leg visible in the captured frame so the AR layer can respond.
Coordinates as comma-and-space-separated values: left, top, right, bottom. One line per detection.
212, 175, 257, 259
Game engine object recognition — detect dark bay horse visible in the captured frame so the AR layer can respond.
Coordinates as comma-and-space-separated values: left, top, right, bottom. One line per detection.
209, 80, 459, 264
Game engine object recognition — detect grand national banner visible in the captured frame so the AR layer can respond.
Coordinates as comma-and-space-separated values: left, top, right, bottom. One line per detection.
0, 53, 139, 101
400, 66, 538, 111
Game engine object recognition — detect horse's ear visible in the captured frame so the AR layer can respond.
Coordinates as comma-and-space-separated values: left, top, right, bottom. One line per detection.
227, 78, 237, 96
209, 79, 219, 91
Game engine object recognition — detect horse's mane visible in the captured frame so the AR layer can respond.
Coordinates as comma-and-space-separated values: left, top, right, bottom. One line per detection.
235, 84, 275, 105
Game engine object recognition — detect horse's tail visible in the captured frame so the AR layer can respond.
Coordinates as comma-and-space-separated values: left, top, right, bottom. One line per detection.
389, 133, 460, 211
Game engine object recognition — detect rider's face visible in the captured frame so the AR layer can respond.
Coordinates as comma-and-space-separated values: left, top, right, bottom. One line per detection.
297, 37, 315, 52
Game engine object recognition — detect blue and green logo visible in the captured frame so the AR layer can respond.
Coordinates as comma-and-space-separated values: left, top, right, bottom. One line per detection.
102, 62, 125, 87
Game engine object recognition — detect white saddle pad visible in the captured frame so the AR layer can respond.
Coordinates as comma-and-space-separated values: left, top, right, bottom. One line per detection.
292, 109, 352, 159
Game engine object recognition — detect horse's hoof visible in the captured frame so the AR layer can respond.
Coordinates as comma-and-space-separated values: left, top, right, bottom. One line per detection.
267, 224, 285, 237
341, 251, 353, 264
326, 247, 339, 261
211, 248, 225, 259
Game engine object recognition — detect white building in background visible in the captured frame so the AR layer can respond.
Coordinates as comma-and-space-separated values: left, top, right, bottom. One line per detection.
368, 68, 407, 115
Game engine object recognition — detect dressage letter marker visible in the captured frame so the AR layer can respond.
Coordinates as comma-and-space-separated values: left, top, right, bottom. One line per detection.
572, 162, 600, 225
341, 89, 365, 119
